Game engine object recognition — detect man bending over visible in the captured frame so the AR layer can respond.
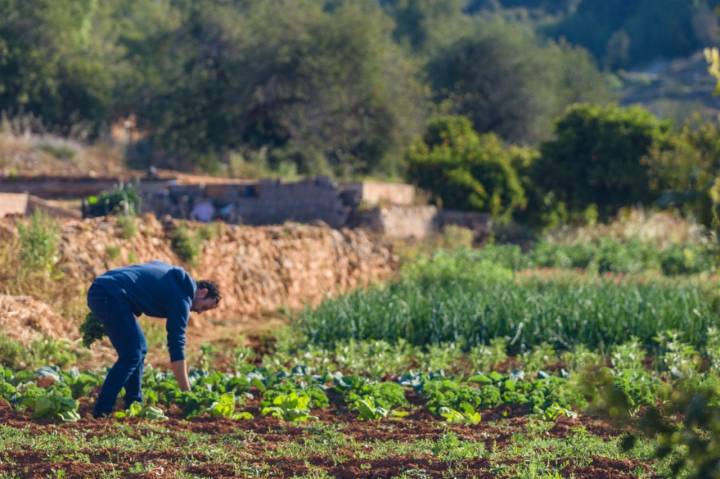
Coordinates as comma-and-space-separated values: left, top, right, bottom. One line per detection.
87, 260, 221, 417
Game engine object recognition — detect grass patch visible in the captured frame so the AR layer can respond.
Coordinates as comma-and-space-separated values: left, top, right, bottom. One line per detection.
170, 225, 201, 265
17, 211, 59, 274
116, 215, 137, 240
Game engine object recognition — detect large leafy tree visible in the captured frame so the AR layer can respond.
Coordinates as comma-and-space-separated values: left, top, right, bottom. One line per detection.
0, 0, 120, 134
379, 0, 466, 54
135, 0, 426, 176
426, 21, 613, 145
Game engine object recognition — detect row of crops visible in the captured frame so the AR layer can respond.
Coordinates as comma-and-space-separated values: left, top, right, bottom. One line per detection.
4, 244, 720, 476
3, 328, 720, 424
299, 249, 720, 351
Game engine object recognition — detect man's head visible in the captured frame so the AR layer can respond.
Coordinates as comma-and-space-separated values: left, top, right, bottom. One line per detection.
191, 280, 221, 314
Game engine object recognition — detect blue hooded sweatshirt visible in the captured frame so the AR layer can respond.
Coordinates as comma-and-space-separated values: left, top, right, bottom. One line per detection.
93, 261, 196, 361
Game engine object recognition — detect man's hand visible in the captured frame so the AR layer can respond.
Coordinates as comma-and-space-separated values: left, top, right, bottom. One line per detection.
170, 359, 191, 391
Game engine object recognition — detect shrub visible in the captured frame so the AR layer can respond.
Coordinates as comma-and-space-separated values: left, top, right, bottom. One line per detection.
17, 211, 59, 274
84, 184, 141, 217
170, 226, 200, 265
648, 119, 720, 232
407, 116, 526, 221
535, 104, 672, 219
116, 215, 137, 240
105, 245, 120, 261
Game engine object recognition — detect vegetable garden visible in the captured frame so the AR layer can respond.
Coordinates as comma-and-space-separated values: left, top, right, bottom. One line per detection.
3, 241, 720, 478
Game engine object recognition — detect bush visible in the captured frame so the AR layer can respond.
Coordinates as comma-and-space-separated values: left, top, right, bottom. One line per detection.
17, 211, 59, 274
84, 184, 141, 218
648, 118, 720, 231
535, 104, 672, 219
116, 215, 137, 240
170, 226, 200, 265
407, 116, 526, 221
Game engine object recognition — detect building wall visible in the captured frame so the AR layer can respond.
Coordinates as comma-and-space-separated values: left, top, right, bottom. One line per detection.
0, 193, 28, 217
342, 181, 415, 207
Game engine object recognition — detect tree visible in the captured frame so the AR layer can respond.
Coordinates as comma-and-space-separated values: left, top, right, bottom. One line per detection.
0, 0, 123, 135
534, 104, 672, 218
426, 20, 612, 145
407, 115, 526, 221
379, 0, 466, 54
549, 0, 719, 68
135, 0, 426, 176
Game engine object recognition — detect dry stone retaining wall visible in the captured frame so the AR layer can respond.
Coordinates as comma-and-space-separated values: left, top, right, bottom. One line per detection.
54, 215, 397, 319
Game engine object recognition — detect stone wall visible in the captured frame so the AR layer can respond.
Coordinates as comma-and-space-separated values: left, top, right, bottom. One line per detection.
51, 215, 397, 319
0, 193, 28, 217
352, 205, 492, 240
341, 181, 415, 207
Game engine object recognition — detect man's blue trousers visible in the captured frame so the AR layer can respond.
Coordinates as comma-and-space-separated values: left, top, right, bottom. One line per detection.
87, 282, 148, 417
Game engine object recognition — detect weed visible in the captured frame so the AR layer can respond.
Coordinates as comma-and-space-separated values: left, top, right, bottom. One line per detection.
105, 244, 120, 260
116, 215, 137, 239
170, 226, 200, 265
17, 211, 59, 274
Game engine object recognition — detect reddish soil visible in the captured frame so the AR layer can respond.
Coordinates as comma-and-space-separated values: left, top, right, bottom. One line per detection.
0, 403, 653, 479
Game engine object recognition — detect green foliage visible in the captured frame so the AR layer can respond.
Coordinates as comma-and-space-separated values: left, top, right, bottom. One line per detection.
16, 211, 59, 274
299, 250, 719, 351
469, 237, 718, 276
431, 432, 485, 461
648, 118, 720, 232
0, 0, 120, 134
116, 215, 137, 240
407, 116, 526, 220
105, 244, 120, 260
170, 226, 200, 265
334, 374, 409, 420
548, 0, 717, 69
426, 20, 613, 144
114, 402, 167, 421
535, 104, 672, 219
84, 184, 141, 217
469, 338, 508, 372
135, 0, 425, 177
261, 391, 316, 422
379, 0, 467, 53
80, 312, 105, 348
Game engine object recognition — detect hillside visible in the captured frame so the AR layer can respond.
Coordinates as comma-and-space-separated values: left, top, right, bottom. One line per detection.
620, 50, 720, 122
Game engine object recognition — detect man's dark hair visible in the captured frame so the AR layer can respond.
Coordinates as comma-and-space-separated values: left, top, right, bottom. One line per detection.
197, 280, 221, 303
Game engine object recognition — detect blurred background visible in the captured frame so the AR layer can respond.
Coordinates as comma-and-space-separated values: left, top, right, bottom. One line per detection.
2, 0, 720, 231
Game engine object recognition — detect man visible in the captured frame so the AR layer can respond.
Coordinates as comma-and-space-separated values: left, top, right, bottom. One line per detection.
87, 260, 221, 417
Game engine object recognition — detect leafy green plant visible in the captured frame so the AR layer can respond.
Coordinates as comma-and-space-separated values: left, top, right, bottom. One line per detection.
334, 374, 409, 420
207, 393, 252, 420
261, 391, 316, 422
116, 215, 137, 240
469, 338, 508, 372
114, 402, 168, 421
438, 404, 481, 425
80, 312, 106, 348
431, 432, 485, 460
17, 211, 59, 274
170, 226, 200, 265
84, 184, 141, 217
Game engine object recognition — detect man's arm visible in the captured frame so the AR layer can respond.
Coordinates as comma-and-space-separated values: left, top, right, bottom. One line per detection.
167, 300, 191, 390
171, 359, 191, 391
